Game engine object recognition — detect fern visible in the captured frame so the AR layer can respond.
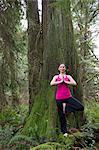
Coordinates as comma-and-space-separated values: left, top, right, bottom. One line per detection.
8, 134, 37, 150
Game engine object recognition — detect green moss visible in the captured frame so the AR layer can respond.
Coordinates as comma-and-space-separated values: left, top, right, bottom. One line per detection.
72, 131, 86, 138
30, 142, 65, 150
22, 95, 48, 136
22, 82, 57, 139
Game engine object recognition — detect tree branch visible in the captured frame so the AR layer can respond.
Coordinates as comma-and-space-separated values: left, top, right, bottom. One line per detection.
85, 73, 99, 83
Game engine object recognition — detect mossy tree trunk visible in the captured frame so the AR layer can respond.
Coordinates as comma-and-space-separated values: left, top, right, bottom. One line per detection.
42, 0, 84, 128
60, 0, 84, 128
23, 0, 58, 135
23, 0, 84, 138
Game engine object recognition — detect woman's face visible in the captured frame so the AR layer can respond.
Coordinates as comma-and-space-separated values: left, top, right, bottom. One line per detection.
58, 64, 66, 73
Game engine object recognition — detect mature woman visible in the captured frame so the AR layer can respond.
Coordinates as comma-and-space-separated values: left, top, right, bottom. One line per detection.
50, 64, 84, 137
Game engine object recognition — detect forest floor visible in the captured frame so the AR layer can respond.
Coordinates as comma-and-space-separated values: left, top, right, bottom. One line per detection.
0, 99, 99, 150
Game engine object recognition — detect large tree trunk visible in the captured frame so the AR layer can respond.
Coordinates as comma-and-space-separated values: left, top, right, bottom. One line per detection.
42, 0, 64, 81
42, 0, 84, 128
27, 0, 41, 113
23, 0, 84, 138
62, 0, 84, 128
62, 0, 83, 101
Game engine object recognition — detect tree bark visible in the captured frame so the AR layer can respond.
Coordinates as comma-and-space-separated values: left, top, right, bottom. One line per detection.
23, 0, 85, 138
0, 62, 7, 111
27, 0, 41, 113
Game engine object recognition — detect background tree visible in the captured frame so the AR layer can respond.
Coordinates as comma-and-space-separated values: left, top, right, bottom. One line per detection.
72, 0, 99, 100
0, 0, 28, 108
0, 0, 21, 108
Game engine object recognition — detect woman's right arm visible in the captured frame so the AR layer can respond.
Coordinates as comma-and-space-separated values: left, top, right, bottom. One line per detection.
50, 76, 63, 86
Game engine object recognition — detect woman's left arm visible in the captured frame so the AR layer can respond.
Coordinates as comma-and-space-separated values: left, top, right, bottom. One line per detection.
64, 75, 77, 86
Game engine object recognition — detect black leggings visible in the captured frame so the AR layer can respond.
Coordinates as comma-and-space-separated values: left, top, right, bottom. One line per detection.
56, 97, 84, 134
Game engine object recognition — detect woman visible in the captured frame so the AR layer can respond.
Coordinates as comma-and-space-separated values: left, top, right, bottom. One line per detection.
50, 64, 84, 137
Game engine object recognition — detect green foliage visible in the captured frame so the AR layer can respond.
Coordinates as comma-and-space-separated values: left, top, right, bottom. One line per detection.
30, 132, 86, 150
0, 105, 28, 127
57, 134, 75, 149
1, 90, 99, 149
71, 0, 99, 100
31, 142, 65, 150
0, 106, 21, 127
0, 104, 28, 149
0, 125, 14, 149
84, 100, 99, 129
0, 0, 28, 106
8, 134, 34, 150
80, 100, 99, 149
